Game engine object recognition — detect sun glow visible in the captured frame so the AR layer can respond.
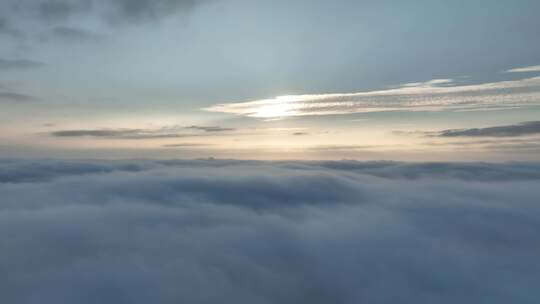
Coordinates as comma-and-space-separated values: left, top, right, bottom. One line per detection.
251, 97, 299, 118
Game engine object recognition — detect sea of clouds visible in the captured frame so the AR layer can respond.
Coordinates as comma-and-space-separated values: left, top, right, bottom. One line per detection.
1, 159, 539, 303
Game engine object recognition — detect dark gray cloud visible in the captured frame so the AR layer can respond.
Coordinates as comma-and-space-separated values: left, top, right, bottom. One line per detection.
292, 132, 309, 136
0, 18, 24, 39
2, 0, 204, 28
436, 121, 540, 138
0, 58, 44, 69
0, 159, 539, 303
50, 126, 237, 139
51, 129, 141, 137
36, 0, 91, 22
106, 0, 202, 25
50, 129, 189, 139
47, 26, 105, 43
0, 0, 205, 50
0, 91, 35, 102
186, 125, 236, 132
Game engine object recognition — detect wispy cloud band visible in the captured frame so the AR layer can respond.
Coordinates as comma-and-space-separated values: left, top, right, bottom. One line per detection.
205, 76, 540, 118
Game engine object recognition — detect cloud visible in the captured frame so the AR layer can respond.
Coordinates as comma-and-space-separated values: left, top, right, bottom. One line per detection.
186, 125, 236, 132
0, 159, 539, 303
399, 78, 455, 88
49, 125, 238, 139
0, 58, 44, 69
0, 0, 205, 49
51, 129, 140, 138
0, 159, 150, 183
204, 75, 540, 118
292, 132, 309, 136
50, 128, 189, 139
47, 26, 105, 43
36, 0, 91, 22
0, 91, 36, 102
484, 142, 540, 152
105, 0, 203, 25
0, 17, 24, 39
435, 121, 540, 138
506, 65, 540, 73
1, 0, 205, 28
420, 138, 540, 153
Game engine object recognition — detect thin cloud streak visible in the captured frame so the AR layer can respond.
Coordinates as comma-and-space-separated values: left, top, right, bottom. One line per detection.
434, 121, 540, 138
185, 125, 236, 132
49, 125, 238, 139
0, 91, 36, 102
0, 58, 44, 69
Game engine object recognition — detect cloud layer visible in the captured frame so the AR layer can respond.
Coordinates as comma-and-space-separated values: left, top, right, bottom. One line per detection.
1, 159, 539, 303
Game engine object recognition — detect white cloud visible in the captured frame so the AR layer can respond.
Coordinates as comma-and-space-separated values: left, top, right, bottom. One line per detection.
399, 78, 455, 87
506, 65, 540, 73
204, 76, 540, 118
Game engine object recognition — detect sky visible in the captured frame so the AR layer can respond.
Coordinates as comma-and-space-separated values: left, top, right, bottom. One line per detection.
1, 0, 540, 160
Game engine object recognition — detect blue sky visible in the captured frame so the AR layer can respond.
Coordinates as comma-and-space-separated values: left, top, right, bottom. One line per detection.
1, 0, 540, 160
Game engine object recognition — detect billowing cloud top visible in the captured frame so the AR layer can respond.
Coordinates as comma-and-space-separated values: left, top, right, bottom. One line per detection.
1, 159, 540, 303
